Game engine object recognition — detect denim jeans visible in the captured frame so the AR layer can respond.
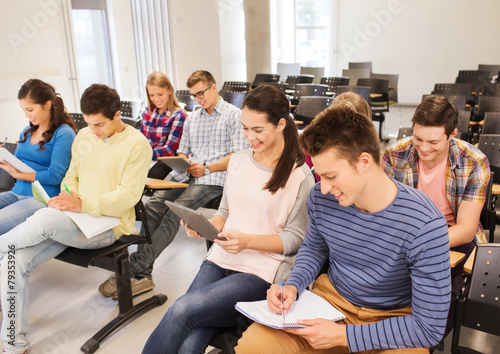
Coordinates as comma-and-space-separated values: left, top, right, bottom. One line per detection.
142, 260, 270, 354
129, 175, 223, 279
0, 192, 46, 235
0, 208, 116, 352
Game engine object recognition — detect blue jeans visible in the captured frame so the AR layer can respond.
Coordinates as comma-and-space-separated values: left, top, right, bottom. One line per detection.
129, 175, 223, 279
142, 260, 270, 354
0, 192, 46, 235
0, 208, 116, 352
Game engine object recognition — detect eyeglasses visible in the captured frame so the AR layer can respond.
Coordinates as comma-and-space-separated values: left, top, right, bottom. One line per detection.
190, 84, 213, 100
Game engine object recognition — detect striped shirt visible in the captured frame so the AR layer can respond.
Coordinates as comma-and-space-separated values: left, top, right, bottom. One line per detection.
287, 180, 451, 351
381, 137, 490, 243
172, 97, 248, 186
139, 107, 186, 160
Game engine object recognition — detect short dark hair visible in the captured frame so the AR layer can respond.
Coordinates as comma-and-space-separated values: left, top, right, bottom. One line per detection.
186, 70, 216, 88
300, 105, 380, 166
412, 95, 458, 137
80, 84, 121, 119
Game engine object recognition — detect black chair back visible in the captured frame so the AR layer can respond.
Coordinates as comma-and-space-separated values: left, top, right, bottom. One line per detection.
176, 90, 200, 112
433, 83, 473, 96
482, 84, 500, 97
219, 91, 246, 109
264, 82, 289, 93
482, 112, 500, 134
451, 243, 500, 352
455, 75, 489, 96
220, 81, 250, 93
292, 84, 328, 104
478, 64, 500, 81
475, 96, 500, 122
69, 113, 87, 131
357, 78, 389, 97
122, 117, 141, 129
320, 77, 350, 94
251, 73, 280, 88
121, 100, 142, 120
285, 75, 314, 91
0, 142, 16, 192
335, 85, 371, 103
477, 134, 500, 185
396, 127, 413, 140
294, 96, 334, 126
457, 110, 472, 142
462, 243, 500, 334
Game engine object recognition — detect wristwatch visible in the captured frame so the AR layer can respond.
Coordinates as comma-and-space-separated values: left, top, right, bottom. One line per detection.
204, 163, 211, 175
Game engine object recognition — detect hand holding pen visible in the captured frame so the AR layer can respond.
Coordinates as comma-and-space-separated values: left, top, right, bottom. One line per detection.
267, 282, 298, 315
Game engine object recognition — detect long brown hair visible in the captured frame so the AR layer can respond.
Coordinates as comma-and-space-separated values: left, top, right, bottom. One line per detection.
242, 85, 305, 194
17, 79, 76, 150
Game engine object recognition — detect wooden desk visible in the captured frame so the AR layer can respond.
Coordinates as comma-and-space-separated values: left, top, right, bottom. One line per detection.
450, 250, 466, 268
145, 178, 189, 190
463, 247, 476, 274
369, 93, 383, 99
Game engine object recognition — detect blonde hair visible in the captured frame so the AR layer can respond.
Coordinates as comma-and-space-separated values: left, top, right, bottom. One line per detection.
146, 72, 182, 112
332, 91, 371, 119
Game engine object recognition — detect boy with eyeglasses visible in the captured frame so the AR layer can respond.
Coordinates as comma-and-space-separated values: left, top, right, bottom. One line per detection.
98, 70, 249, 299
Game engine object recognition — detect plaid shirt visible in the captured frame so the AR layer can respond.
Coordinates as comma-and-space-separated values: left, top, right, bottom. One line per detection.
172, 97, 249, 187
140, 107, 186, 160
381, 137, 490, 243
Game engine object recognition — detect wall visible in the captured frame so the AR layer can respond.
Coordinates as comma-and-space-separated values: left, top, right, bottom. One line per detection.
168, 0, 223, 89
218, 0, 247, 83
244, 0, 272, 83
335, 0, 500, 104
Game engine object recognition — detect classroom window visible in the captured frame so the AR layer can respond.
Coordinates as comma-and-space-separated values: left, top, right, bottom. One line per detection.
294, 0, 331, 69
271, 0, 334, 75
71, 0, 114, 94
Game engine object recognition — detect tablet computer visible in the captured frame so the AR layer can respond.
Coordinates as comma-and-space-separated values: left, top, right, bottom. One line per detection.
158, 156, 192, 172
165, 200, 227, 242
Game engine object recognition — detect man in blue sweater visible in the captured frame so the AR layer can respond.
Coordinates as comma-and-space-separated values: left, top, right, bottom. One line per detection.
235, 105, 451, 353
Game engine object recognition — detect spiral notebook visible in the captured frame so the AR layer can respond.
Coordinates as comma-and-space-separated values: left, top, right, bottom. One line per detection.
235, 289, 345, 329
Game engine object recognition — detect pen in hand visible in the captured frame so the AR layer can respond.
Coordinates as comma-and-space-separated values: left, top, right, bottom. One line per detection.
64, 183, 73, 197
2, 137, 6, 147
280, 281, 285, 323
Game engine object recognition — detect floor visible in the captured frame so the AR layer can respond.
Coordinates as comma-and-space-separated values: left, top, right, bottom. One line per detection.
1, 105, 499, 354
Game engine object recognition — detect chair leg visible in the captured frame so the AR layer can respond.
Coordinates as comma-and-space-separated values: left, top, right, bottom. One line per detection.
373, 112, 389, 142
79, 252, 168, 353
80, 294, 168, 353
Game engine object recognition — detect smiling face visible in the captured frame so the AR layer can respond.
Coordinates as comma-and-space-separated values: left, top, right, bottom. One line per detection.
413, 123, 456, 168
312, 147, 366, 208
147, 84, 170, 113
19, 97, 52, 128
189, 81, 218, 112
241, 107, 285, 155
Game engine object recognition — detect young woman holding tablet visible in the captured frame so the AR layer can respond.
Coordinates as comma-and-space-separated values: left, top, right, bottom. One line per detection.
142, 85, 315, 353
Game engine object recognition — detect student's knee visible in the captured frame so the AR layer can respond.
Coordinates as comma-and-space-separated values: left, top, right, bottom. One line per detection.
166, 294, 197, 323
235, 323, 287, 354
26, 207, 60, 228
